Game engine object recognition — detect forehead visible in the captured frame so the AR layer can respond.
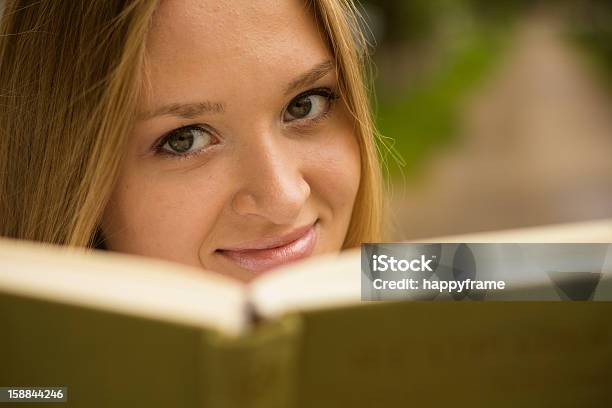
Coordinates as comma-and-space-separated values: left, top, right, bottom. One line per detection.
144, 0, 331, 104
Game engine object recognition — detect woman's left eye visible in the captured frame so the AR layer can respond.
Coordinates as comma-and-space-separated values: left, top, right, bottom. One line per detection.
283, 89, 337, 123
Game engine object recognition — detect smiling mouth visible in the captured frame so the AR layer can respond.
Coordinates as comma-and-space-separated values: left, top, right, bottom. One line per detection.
216, 220, 319, 274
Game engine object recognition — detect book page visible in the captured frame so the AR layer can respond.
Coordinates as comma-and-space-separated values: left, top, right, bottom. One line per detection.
416, 218, 612, 243
249, 248, 362, 320
0, 237, 248, 336
250, 219, 612, 318
3, 219, 611, 334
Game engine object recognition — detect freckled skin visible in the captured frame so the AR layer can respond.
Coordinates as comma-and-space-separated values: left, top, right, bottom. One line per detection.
101, 0, 361, 282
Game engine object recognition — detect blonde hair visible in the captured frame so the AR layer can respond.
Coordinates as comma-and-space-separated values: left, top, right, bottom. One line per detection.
0, 0, 386, 250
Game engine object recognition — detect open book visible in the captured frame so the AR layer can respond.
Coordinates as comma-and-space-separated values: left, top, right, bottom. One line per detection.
2, 219, 612, 407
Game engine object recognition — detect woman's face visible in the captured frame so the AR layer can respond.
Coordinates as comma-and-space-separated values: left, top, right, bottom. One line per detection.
101, 0, 361, 282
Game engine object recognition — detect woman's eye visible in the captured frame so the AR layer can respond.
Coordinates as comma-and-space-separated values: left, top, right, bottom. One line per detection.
283, 89, 336, 123
156, 125, 213, 157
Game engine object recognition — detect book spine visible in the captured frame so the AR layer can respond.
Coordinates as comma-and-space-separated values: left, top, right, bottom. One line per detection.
198, 315, 302, 408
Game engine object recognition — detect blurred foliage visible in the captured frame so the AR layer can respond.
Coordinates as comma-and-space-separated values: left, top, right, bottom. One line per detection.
375, 32, 508, 179
564, 0, 612, 86
361, 0, 531, 179
362, 0, 438, 45
365, 0, 531, 44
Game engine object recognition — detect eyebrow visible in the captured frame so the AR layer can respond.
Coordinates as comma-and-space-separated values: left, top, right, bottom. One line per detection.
138, 60, 335, 121
285, 60, 335, 95
138, 101, 225, 120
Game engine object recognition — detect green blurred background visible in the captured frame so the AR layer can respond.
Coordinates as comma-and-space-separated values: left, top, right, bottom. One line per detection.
360, 0, 612, 239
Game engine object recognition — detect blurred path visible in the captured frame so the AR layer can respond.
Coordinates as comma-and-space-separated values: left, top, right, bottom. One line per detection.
391, 11, 612, 240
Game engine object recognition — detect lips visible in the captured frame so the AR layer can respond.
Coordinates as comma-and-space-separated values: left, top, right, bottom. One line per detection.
217, 220, 318, 274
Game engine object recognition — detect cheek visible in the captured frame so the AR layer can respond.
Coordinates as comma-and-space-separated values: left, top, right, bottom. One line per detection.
101, 167, 227, 264
306, 123, 362, 218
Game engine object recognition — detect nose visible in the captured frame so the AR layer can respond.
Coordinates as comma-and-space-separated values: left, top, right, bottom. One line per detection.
231, 137, 311, 225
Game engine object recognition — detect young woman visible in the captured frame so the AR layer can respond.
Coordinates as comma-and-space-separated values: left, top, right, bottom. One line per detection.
0, 0, 386, 282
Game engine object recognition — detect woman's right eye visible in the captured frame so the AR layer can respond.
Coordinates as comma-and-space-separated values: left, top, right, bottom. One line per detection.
155, 125, 215, 158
